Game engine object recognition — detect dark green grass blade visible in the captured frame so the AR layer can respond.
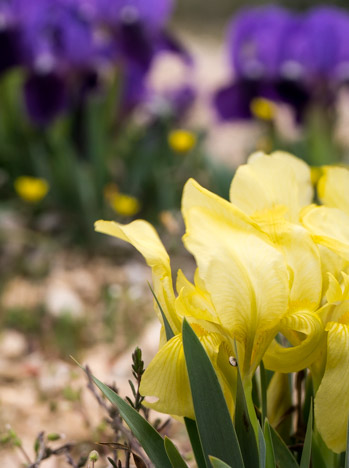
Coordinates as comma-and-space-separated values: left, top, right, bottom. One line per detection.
264, 420, 276, 468
184, 417, 206, 468
234, 365, 259, 467
260, 361, 267, 427
182, 319, 244, 468
148, 282, 174, 340
209, 456, 233, 468
258, 423, 266, 468
91, 375, 171, 468
270, 425, 299, 468
164, 437, 189, 468
300, 401, 312, 468
346, 417, 349, 468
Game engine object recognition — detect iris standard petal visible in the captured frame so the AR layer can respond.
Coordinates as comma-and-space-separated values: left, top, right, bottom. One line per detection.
266, 222, 322, 311
182, 179, 289, 377
229, 151, 313, 222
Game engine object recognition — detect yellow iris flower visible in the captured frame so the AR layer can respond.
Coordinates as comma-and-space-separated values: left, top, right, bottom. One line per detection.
95, 151, 324, 421
95, 219, 237, 419
95, 151, 349, 453
228, 154, 349, 451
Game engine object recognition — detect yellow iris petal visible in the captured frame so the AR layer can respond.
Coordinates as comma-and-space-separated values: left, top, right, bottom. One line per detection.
318, 245, 348, 296
229, 151, 313, 223
182, 179, 289, 377
318, 166, 349, 215
263, 310, 325, 372
140, 334, 194, 418
260, 221, 322, 311
301, 205, 349, 261
94, 220, 180, 334
267, 372, 292, 430
140, 327, 235, 419
315, 322, 349, 453
175, 269, 218, 323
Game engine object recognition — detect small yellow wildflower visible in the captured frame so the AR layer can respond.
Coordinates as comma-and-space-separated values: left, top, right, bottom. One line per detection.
168, 129, 196, 153
250, 97, 275, 121
110, 192, 140, 217
14, 176, 49, 203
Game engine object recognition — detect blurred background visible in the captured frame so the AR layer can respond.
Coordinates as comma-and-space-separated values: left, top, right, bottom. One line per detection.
1, 0, 349, 465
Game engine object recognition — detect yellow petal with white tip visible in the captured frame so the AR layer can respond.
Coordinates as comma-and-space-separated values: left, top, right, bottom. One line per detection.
95, 219, 180, 334
140, 325, 235, 419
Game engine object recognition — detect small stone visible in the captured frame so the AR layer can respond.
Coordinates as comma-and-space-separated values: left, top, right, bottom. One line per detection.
45, 280, 84, 318
0, 330, 27, 359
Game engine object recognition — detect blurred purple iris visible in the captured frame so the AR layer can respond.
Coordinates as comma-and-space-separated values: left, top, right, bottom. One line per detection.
0, 0, 190, 125
214, 6, 349, 123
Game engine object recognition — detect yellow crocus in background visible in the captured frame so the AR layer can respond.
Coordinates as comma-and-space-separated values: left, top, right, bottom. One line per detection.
14, 176, 49, 203
250, 97, 276, 121
168, 129, 197, 153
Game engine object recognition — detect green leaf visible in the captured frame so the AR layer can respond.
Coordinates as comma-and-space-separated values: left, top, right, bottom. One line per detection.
311, 426, 335, 468
264, 420, 276, 468
184, 417, 206, 468
260, 361, 267, 427
209, 456, 233, 468
258, 424, 266, 468
269, 425, 299, 468
300, 401, 312, 468
345, 418, 349, 468
164, 437, 189, 468
234, 365, 259, 467
148, 283, 174, 341
91, 375, 171, 468
182, 319, 244, 468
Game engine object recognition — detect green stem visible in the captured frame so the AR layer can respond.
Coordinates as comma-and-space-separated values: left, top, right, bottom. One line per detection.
243, 378, 260, 441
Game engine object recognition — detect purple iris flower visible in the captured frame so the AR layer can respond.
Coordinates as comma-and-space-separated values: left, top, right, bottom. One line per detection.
24, 71, 68, 125
229, 6, 294, 80
0, 0, 189, 124
214, 5, 349, 123
0, 2, 24, 72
